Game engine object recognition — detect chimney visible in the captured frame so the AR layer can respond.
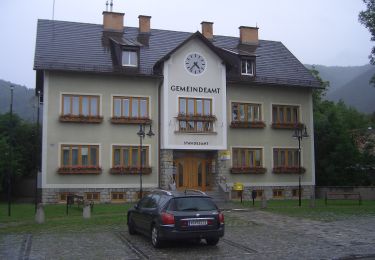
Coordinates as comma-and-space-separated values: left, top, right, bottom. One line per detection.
239, 26, 259, 45
102, 11, 124, 32
139, 15, 151, 34
201, 21, 213, 40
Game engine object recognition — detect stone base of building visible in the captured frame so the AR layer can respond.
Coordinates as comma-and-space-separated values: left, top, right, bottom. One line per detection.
41, 188, 154, 204
41, 185, 314, 204
231, 185, 315, 201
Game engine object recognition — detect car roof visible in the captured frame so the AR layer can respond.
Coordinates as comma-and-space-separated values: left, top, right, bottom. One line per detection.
150, 189, 209, 198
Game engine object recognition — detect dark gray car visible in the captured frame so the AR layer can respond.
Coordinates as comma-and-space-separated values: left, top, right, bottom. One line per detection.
127, 189, 225, 248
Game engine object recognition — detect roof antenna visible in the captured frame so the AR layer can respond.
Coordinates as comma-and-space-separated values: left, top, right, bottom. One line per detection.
105, 1, 108, 12
52, 0, 56, 20
110, 0, 113, 12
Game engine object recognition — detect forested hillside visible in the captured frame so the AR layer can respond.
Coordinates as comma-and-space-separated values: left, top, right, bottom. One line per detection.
0, 79, 37, 122
305, 64, 375, 114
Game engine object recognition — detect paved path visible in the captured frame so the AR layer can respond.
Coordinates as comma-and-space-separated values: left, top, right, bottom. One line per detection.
1, 207, 375, 259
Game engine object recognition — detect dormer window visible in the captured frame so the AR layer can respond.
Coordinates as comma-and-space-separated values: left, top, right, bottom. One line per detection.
122, 50, 138, 67
241, 59, 254, 76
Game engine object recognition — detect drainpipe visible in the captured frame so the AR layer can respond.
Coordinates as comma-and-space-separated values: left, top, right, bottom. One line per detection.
157, 78, 163, 188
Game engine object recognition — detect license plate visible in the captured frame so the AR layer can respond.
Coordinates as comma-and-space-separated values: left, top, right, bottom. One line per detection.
189, 220, 207, 226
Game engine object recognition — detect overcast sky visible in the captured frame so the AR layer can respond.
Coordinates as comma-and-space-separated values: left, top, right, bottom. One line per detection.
0, 0, 372, 88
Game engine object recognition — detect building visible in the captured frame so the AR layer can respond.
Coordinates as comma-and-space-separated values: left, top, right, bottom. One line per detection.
34, 8, 320, 203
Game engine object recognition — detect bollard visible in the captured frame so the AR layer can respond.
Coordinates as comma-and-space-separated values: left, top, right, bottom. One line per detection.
83, 202, 91, 219
261, 195, 267, 209
35, 203, 45, 224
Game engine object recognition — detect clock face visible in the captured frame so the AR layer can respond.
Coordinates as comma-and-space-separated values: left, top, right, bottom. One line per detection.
185, 53, 206, 75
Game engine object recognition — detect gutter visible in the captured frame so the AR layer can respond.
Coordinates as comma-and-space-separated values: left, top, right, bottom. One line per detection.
157, 77, 164, 188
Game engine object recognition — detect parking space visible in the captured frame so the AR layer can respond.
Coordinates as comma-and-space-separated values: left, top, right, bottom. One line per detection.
1, 208, 375, 259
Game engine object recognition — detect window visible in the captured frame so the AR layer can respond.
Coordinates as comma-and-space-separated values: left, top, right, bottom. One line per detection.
167, 197, 217, 211
272, 105, 300, 128
85, 192, 100, 201
62, 94, 99, 116
292, 189, 303, 197
273, 148, 298, 168
61, 145, 99, 167
59, 193, 73, 203
179, 97, 212, 116
254, 190, 263, 198
110, 145, 151, 174
122, 50, 138, 67
112, 96, 150, 124
273, 189, 284, 198
241, 59, 254, 75
273, 148, 304, 174
58, 145, 101, 174
231, 102, 264, 128
111, 192, 126, 203
61, 94, 101, 123
177, 97, 215, 133
231, 148, 266, 174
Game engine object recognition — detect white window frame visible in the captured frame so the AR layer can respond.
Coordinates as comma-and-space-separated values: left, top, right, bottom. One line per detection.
122, 50, 138, 67
241, 59, 254, 76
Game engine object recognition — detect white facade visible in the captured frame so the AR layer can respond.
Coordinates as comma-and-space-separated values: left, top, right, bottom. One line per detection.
161, 39, 227, 150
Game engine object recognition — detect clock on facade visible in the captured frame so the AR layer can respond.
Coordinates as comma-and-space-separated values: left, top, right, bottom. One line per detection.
185, 53, 206, 75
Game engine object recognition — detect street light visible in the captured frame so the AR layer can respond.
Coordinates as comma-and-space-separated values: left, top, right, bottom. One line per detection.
292, 125, 309, 207
8, 85, 14, 216
137, 123, 154, 199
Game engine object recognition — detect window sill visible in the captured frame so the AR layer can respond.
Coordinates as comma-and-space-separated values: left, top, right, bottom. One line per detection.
230, 167, 267, 174
230, 121, 266, 128
57, 166, 102, 175
272, 167, 306, 174
176, 114, 217, 122
241, 73, 254, 77
111, 117, 152, 125
110, 167, 152, 175
59, 115, 103, 124
122, 64, 138, 67
271, 123, 304, 129
174, 131, 217, 135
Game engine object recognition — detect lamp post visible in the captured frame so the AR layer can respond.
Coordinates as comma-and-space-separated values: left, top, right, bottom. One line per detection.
8, 85, 14, 216
137, 123, 154, 199
292, 125, 309, 207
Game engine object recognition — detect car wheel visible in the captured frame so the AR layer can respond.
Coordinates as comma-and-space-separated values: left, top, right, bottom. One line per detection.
128, 215, 136, 235
206, 237, 219, 246
151, 225, 163, 248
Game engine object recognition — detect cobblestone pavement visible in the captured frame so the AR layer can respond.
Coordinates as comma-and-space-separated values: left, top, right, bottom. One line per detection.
1, 207, 375, 260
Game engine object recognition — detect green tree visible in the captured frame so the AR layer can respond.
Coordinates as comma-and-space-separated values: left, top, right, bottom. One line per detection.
359, 0, 375, 85
0, 113, 39, 193
312, 69, 375, 186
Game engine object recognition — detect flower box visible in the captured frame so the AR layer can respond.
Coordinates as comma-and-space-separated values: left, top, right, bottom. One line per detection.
271, 122, 304, 130
176, 113, 217, 122
57, 166, 102, 175
110, 117, 152, 125
230, 167, 267, 174
59, 114, 103, 124
272, 167, 306, 174
230, 121, 266, 129
110, 166, 152, 175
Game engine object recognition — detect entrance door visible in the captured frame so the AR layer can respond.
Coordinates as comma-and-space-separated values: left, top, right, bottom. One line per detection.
174, 157, 211, 191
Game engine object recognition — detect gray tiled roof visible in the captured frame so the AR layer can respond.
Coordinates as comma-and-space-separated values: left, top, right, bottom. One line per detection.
34, 19, 320, 88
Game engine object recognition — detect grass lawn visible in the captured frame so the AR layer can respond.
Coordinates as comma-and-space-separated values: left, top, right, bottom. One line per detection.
0, 203, 133, 234
235, 199, 375, 222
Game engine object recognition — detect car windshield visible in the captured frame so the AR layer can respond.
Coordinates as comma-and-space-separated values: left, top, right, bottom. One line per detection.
169, 197, 217, 211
